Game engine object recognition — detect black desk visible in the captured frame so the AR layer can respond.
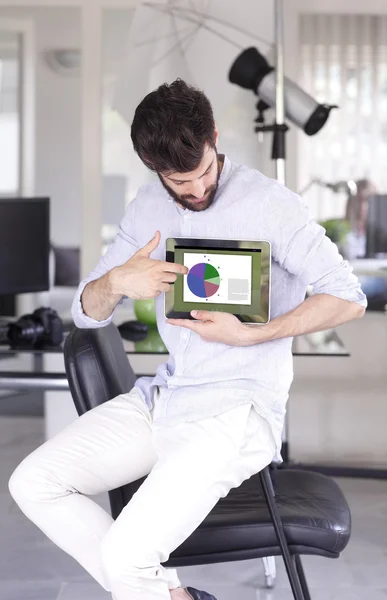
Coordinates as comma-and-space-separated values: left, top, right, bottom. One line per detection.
0, 325, 349, 357
0, 326, 349, 391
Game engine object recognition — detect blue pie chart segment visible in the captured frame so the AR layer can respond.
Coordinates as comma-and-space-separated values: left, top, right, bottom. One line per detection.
187, 263, 220, 298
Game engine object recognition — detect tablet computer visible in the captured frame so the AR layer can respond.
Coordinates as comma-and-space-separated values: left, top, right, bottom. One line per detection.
165, 237, 271, 324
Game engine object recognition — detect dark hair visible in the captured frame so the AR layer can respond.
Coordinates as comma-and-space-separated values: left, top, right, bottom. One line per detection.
131, 79, 216, 174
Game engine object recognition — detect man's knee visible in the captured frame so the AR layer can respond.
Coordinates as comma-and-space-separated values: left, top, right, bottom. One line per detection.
9, 452, 68, 509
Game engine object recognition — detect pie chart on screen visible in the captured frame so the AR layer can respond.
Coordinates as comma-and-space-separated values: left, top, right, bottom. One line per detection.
187, 263, 221, 298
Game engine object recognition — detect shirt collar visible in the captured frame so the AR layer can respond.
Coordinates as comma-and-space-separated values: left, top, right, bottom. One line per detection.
217, 154, 231, 191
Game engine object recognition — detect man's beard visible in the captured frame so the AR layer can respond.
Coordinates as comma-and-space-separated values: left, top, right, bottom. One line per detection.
158, 156, 221, 212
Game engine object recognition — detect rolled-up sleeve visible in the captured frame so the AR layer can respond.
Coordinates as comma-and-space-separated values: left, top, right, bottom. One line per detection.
266, 183, 367, 307
71, 199, 139, 328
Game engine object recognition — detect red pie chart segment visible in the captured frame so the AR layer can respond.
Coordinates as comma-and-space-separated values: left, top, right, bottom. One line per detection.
204, 282, 219, 297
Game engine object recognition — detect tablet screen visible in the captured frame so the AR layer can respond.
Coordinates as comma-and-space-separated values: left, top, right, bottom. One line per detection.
173, 246, 262, 315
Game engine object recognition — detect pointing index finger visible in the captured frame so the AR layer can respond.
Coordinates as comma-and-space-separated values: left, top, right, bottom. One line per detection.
161, 261, 188, 275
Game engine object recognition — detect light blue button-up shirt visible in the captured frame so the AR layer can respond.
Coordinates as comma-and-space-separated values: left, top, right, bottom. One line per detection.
72, 156, 367, 460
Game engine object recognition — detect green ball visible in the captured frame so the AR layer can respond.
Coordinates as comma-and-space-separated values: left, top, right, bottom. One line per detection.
134, 298, 157, 327
134, 327, 167, 353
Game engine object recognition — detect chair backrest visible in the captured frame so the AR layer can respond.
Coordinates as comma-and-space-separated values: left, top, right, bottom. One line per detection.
64, 324, 137, 415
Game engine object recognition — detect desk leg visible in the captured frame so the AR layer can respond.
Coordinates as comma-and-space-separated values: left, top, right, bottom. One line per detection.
33, 353, 45, 417
33, 352, 43, 374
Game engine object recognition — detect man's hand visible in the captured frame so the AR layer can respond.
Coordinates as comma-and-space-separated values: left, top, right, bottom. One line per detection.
110, 231, 188, 300
166, 310, 264, 346
167, 294, 365, 348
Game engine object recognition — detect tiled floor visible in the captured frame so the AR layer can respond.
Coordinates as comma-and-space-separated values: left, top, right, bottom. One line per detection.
1, 416, 387, 600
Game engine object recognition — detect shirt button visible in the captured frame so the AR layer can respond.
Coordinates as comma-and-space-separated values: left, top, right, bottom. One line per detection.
183, 212, 190, 220
182, 331, 189, 340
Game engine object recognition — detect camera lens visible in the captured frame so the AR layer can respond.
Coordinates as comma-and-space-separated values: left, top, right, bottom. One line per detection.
8, 317, 45, 346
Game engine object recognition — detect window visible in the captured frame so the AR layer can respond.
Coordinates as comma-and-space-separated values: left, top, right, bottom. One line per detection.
298, 14, 387, 227
0, 31, 21, 195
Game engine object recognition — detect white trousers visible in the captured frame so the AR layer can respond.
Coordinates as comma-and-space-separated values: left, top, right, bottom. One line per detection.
8, 387, 276, 600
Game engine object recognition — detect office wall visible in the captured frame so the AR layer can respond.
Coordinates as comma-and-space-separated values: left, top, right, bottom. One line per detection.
290, 312, 387, 467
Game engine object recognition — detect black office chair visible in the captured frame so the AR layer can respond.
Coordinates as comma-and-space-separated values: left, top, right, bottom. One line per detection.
64, 324, 352, 600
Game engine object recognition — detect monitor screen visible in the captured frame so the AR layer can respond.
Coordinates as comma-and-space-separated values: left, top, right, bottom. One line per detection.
0, 197, 50, 295
366, 194, 387, 258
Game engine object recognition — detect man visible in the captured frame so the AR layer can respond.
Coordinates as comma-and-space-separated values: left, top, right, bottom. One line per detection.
9, 79, 367, 600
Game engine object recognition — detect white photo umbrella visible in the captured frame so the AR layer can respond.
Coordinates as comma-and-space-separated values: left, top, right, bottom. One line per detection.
110, 0, 277, 189
113, 0, 273, 125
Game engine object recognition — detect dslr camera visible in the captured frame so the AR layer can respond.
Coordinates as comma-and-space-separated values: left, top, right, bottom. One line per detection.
1, 307, 64, 348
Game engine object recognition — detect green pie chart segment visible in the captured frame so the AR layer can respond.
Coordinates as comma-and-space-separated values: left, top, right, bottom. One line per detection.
206, 276, 221, 285
187, 262, 221, 298
204, 263, 219, 280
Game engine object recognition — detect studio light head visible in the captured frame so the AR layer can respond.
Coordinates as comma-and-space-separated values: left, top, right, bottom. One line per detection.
229, 47, 336, 135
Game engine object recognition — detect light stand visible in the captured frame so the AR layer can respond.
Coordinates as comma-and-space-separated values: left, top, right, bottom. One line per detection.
275, 0, 289, 458
274, 0, 286, 185
253, 0, 288, 185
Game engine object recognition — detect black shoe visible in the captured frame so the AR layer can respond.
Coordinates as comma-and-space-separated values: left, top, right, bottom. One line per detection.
185, 587, 217, 600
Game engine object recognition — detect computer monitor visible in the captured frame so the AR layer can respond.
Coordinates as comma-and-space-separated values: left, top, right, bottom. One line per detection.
0, 197, 50, 295
366, 194, 387, 258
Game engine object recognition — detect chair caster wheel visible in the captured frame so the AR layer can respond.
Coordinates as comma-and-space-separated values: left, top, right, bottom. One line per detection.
262, 556, 276, 589
264, 575, 275, 589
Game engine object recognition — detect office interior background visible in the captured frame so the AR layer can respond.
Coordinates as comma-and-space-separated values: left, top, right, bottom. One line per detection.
0, 1, 387, 599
